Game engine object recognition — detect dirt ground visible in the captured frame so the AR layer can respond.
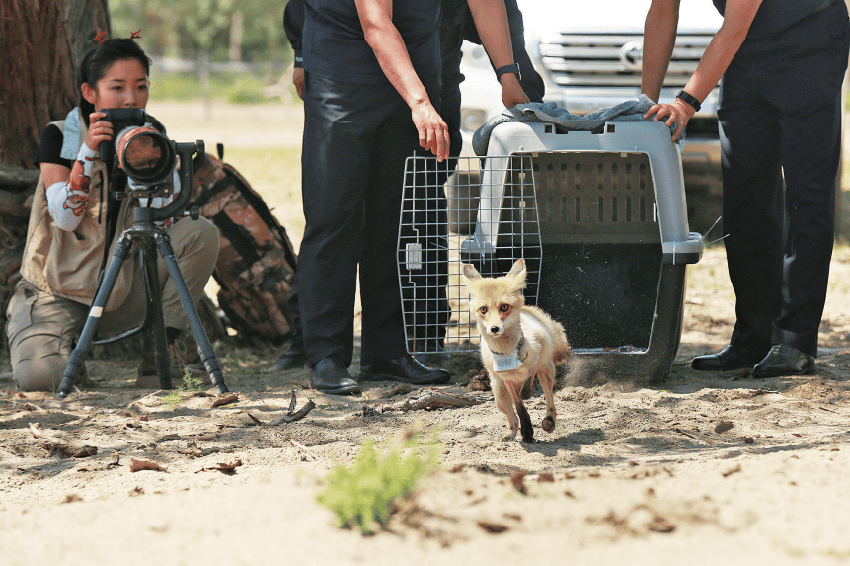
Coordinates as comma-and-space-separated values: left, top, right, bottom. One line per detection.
2, 102, 850, 565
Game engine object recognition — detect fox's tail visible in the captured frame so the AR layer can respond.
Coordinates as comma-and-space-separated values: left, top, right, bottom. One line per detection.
552, 323, 572, 365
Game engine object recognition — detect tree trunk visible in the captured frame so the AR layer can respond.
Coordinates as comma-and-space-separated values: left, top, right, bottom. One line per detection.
65, 0, 112, 74
0, 0, 77, 172
0, 0, 111, 358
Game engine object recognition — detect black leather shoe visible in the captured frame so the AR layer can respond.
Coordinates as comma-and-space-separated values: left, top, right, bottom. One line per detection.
311, 357, 360, 395
276, 320, 308, 370
691, 345, 766, 371
752, 344, 815, 378
359, 355, 450, 385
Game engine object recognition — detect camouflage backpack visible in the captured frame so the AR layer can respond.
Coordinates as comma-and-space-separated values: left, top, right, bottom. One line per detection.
191, 145, 298, 345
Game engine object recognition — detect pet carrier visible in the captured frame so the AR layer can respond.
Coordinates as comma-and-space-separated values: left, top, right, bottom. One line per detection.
399, 119, 703, 382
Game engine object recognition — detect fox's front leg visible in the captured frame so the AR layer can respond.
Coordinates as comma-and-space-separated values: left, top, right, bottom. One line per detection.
492, 376, 519, 441
507, 380, 534, 443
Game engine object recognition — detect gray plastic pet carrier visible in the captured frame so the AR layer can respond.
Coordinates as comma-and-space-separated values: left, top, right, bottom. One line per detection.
399, 119, 703, 381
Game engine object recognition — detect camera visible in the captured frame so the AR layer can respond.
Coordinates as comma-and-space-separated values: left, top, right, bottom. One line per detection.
99, 108, 178, 198
98, 109, 204, 224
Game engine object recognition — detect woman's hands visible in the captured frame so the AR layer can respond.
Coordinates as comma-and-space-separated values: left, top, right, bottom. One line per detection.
85, 111, 114, 152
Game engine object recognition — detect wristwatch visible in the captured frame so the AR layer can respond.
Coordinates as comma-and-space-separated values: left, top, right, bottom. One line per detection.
675, 90, 701, 112
495, 63, 522, 83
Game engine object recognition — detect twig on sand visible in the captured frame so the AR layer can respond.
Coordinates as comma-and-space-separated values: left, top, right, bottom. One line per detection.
382, 388, 487, 412
269, 390, 316, 425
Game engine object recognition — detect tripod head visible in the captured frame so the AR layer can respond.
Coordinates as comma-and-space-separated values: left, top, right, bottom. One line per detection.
132, 140, 205, 224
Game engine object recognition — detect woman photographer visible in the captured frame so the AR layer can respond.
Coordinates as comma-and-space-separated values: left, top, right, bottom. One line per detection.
5, 35, 219, 391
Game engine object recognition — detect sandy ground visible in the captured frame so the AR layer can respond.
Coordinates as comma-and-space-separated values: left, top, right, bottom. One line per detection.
2, 101, 850, 565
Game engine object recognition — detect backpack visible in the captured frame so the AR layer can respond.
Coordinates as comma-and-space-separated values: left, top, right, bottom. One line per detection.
191, 145, 298, 345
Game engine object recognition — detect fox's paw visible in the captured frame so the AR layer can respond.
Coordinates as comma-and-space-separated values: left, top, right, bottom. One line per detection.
502, 430, 518, 442
541, 415, 555, 433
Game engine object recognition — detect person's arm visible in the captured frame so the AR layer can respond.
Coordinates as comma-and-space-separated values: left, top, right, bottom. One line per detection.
40, 111, 116, 231
641, 0, 680, 104
355, 0, 449, 161
284, 0, 306, 99
643, 0, 761, 140
466, 0, 529, 108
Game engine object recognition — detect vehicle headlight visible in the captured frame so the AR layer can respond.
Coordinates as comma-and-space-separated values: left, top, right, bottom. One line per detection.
460, 109, 488, 133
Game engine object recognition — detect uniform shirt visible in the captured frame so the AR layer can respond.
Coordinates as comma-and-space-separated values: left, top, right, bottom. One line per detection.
712, 0, 828, 38
302, 0, 441, 84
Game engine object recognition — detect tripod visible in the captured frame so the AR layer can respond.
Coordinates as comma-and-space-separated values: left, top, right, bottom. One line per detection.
55, 142, 229, 399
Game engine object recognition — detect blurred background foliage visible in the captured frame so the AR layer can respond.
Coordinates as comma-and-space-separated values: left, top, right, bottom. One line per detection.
109, 0, 294, 103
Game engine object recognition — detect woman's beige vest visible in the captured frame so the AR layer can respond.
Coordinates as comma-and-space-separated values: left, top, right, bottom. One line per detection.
20, 117, 135, 310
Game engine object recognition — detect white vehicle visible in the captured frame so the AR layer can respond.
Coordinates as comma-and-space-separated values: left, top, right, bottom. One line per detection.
458, 0, 725, 234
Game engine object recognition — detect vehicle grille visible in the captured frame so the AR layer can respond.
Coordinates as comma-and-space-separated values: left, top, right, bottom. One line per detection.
538, 32, 713, 88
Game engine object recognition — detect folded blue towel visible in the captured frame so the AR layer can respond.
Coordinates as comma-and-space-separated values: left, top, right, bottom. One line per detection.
472, 94, 679, 156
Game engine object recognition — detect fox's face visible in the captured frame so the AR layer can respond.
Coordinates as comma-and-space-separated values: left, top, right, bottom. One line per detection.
468, 292, 523, 336
462, 259, 528, 337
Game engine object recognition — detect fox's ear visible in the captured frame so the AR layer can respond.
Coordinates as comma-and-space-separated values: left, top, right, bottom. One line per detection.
506, 258, 527, 289
462, 263, 482, 282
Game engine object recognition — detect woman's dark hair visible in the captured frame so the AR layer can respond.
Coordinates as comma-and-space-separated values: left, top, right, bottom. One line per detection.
79, 38, 152, 126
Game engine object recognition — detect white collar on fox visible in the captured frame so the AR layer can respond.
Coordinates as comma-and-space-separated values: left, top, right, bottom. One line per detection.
488, 333, 527, 371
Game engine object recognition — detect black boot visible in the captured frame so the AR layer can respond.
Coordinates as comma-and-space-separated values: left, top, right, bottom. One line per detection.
311, 357, 360, 395
752, 344, 815, 378
276, 318, 308, 370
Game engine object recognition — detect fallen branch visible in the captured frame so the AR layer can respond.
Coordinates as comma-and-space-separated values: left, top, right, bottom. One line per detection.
382, 388, 487, 412
268, 390, 316, 425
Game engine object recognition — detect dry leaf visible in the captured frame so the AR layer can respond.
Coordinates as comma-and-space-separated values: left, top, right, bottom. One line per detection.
130, 458, 167, 472
211, 392, 239, 408
478, 521, 509, 533
196, 460, 243, 475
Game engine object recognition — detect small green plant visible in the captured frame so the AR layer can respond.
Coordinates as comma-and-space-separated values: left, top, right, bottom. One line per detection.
178, 367, 204, 393
316, 429, 440, 535
161, 368, 203, 407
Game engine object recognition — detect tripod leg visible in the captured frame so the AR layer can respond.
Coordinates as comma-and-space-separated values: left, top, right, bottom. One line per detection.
155, 232, 229, 394
56, 232, 134, 399
140, 244, 173, 390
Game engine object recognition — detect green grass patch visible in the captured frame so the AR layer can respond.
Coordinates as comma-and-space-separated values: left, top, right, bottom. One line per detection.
317, 428, 440, 535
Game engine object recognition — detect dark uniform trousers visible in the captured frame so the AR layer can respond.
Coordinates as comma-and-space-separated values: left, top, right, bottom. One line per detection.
719, 0, 849, 357
298, 72, 442, 367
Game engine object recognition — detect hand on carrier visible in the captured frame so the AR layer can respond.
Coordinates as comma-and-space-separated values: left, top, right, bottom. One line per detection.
411, 101, 450, 162
644, 99, 694, 142
500, 75, 530, 109
86, 111, 114, 152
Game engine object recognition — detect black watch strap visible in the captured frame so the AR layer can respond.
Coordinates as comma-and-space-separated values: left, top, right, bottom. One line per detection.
676, 90, 701, 112
495, 63, 521, 82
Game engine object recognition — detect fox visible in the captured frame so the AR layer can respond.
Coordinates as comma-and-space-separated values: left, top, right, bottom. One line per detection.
462, 258, 571, 443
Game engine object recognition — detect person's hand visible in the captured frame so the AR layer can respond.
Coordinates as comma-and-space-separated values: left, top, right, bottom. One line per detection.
499, 74, 530, 108
411, 101, 450, 162
86, 111, 114, 152
644, 99, 695, 141
292, 67, 305, 100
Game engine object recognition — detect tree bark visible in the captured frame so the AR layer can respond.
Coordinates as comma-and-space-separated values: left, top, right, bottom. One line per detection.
0, 0, 78, 172
0, 0, 111, 358
65, 0, 112, 74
